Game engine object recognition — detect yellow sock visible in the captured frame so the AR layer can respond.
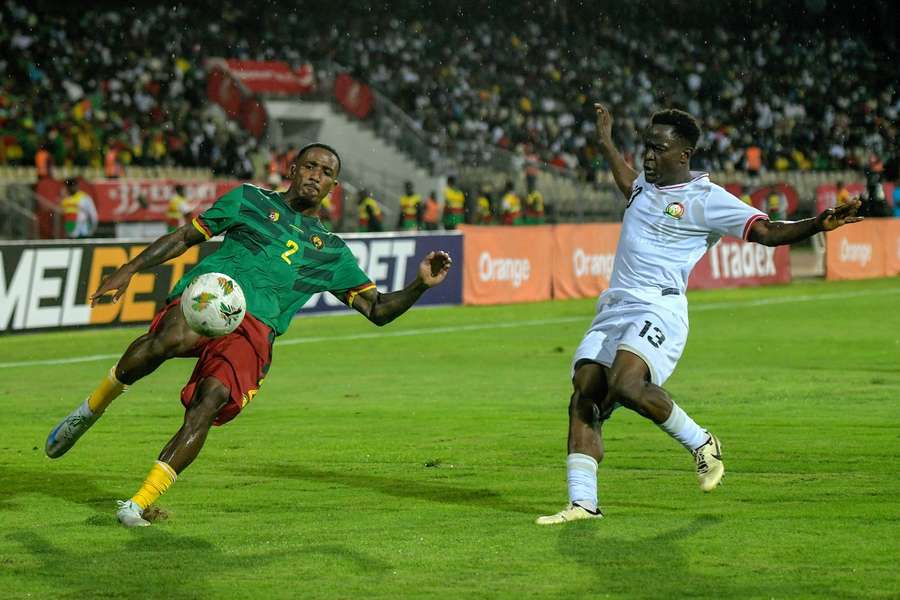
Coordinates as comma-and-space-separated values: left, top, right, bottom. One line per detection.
87, 366, 127, 413
131, 461, 178, 510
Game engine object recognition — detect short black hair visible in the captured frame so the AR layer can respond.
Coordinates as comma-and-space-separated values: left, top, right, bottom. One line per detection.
650, 109, 701, 148
294, 142, 341, 176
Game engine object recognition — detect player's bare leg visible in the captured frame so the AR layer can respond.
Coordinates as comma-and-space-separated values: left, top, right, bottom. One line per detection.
117, 377, 230, 527
45, 306, 203, 458
537, 361, 606, 524
606, 350, 723, 491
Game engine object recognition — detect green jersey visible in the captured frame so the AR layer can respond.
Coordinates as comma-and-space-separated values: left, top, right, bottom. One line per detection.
170, 184, 374, 336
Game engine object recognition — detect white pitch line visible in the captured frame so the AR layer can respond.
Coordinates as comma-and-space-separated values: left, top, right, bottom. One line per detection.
1, 285, 897, 369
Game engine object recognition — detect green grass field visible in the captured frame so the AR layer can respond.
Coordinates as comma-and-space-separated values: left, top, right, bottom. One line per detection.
1, 277, 899, 599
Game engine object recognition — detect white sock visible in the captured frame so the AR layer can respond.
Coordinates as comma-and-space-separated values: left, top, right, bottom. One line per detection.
566, 453, 598, 512
658, 402, 709, 452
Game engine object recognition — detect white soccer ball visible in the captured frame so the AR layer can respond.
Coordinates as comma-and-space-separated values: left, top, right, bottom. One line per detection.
180, 272, 246, 337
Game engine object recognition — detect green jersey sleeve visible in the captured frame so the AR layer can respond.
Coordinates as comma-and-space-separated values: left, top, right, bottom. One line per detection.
329, 246, 375, 304
193, 185, 245, 238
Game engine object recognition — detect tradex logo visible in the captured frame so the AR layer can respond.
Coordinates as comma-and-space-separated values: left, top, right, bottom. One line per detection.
479, 252, 531, 288
839, 238, 872, 266
572, 248, 614, 279
709, 240, 776, 279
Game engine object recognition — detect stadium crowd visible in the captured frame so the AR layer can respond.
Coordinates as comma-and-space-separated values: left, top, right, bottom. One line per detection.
1, 1, 896, 181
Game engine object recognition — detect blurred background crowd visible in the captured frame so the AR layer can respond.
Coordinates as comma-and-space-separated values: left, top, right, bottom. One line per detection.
2, 0, 896, 182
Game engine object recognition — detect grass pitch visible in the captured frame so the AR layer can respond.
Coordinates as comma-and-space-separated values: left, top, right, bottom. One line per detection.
1, 277, 898, 599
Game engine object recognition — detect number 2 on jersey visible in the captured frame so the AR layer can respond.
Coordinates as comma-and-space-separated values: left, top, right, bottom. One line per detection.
638, 320, 666, 348
281, 240, 299, 264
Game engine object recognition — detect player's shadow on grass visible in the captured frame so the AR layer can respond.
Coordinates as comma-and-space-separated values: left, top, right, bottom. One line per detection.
555, 514, 799, 598
0, 466, 119, 515
248, 462, 543, 515
5, 528, 282, 597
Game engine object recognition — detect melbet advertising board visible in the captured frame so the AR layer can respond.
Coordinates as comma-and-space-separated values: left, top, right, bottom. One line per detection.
0, 232, 462, 335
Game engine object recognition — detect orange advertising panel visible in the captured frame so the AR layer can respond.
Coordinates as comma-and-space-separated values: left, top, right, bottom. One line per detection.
552, 223, 621, 300
825, 220, 884, 280
461, 225, 553, 305
881, 219, 900, 277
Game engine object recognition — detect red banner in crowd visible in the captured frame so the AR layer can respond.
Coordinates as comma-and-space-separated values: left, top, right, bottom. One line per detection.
218, 60, 314, 96
206, 67, 243, 119
723, 182, 800, 217
240, 97, 268, 138
35, 179, 244, 226
552, 223, 619, 299
689, 238, 791, 289
334, 73, 374, 119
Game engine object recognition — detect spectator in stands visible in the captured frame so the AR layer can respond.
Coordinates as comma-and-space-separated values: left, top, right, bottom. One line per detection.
35, 144, 52, 179
524, 180, 545, 225
864, 168, 890, 217
745, 145, 762, 180
397, 181, 422, 231
61, 179, 98, 239
357, 189, 383, 233
765, 187, 787, 221
104, 146, 124, 179
836, 180, 851, 205
443, 176, 465, 230
476, 184, 494, 225
422, 191, 441, 231
739, 185, 753, 206
501, 181, 523, 226
893, 183, 900, 218
166, 185, 192, 232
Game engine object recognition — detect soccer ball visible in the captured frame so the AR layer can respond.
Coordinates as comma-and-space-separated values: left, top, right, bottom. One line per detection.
180, 272, 246, 337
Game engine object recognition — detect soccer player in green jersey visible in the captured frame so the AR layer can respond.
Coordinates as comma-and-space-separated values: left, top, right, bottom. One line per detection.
44, 143, 453, 527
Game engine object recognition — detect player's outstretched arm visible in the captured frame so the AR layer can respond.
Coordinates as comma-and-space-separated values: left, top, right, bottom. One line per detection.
89, 223, 207, 306
595, 102, 638, 198
748, 199, 863, 247
351, 251, 452, 326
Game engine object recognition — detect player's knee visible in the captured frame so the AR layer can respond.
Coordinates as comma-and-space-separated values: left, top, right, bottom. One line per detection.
141, 330, 183, 360
186, 379, 231, 428
606, 372, 643, 410
568, 389, 598, 423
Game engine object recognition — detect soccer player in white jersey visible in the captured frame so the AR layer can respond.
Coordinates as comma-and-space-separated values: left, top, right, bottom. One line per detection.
537, 102, 863, 525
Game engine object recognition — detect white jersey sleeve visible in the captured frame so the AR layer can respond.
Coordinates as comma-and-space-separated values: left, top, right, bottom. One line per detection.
703, 185, 768, 240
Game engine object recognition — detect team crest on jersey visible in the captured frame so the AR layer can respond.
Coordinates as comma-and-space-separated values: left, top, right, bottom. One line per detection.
310, 234, 324, 250
664, 202, 685, 219
268, 211, 280, 222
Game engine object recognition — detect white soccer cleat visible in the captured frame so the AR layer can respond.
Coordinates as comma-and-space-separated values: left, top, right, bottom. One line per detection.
693, 433, 724, 492
116, 500, 150, 527
45, 399, 100, 459
535, 503, 604, 525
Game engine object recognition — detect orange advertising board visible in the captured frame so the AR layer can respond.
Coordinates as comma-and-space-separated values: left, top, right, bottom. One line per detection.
825, 220, 885, 280
552, 223, 620, 300
881, 219, 900, 277
461, 225, 553, 305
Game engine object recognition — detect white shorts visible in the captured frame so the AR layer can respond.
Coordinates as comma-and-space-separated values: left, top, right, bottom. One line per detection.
572, 288, 689, 386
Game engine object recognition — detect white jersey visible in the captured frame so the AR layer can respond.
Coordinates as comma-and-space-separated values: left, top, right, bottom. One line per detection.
609, 171, 768, 296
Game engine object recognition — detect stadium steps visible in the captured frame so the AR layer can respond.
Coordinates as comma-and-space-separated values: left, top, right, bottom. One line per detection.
263, 100, 442, 223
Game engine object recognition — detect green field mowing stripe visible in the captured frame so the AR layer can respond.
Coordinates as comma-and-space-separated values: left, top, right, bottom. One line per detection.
1, 277, 898, 599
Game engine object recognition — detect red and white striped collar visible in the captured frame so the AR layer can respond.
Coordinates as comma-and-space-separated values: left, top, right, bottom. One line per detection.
651, 172, 709, 190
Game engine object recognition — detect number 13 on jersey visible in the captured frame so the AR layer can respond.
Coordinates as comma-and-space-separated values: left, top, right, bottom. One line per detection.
639, 320, 665, 348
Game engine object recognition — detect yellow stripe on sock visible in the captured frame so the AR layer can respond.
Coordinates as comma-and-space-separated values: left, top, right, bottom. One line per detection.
87, 366, 127, 413
131, 461, 177, 510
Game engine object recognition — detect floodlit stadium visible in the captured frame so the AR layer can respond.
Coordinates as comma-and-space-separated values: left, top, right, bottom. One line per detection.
1, 1, 898, 598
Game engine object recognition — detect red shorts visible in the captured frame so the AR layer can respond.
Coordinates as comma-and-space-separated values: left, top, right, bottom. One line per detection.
149, 299, 274, 425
